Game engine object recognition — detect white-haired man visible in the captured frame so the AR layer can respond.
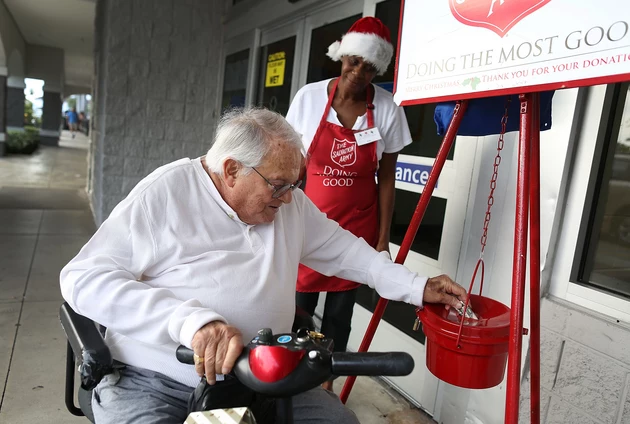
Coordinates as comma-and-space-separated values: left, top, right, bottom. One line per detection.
60, 107, 466, 424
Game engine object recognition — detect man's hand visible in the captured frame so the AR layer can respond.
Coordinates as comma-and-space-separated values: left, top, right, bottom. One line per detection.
423, 274, 467, 309
191, 321, 243, 384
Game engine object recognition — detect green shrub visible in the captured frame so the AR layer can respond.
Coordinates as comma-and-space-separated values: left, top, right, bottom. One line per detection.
24, 126, 40, 142
6, 129, 39, 154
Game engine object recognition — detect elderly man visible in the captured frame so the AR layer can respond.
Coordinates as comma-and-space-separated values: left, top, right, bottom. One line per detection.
60, 107, 466, 424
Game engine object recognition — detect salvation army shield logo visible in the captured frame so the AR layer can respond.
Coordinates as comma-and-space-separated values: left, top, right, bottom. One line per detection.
450, 0, 551, 38
330, 138, 356, 167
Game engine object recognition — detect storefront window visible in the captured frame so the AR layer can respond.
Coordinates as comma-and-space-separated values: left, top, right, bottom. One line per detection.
356, 191, 446, 344
257, 37, 296, 117
221, 49, 249, 112
373, 0, 448, 260
390, 191, 446, 260
578, 84, 630, 299
353, 1, 452, 342
372, 0, 398, 86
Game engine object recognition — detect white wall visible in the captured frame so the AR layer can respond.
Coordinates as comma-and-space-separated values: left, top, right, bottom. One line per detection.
25, 44, 64, 92
0, 0, 26, 73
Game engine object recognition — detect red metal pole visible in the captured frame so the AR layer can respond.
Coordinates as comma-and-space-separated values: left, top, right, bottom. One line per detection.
505, 94, 532, 424
339, 100, 469, 404
529, 92, 541, 424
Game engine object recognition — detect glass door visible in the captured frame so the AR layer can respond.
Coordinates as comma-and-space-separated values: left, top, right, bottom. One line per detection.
365, 0, 476, 415
295, 0, 446, 413
221, 49, 250, 111
257, 37, 297, 116
297, 1, 364, 88
256, 22, 303, 116
293, 0, 476, 414
221, 31, 259, 112
304, 13, 362, 84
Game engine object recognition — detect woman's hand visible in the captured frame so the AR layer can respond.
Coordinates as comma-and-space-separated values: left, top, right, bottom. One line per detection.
191, 321, 243, 384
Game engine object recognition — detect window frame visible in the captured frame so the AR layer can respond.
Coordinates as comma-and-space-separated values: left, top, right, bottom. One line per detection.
548, 83, 630, 324
258, 19, 306, 108
220, 30, 261, 109
571, 82, 630, 300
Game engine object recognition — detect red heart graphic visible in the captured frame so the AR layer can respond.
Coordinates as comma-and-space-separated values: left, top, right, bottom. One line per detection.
450, 0, 552, 38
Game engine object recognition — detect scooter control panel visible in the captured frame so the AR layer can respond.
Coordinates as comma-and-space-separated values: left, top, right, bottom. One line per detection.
234, 327, 334, 397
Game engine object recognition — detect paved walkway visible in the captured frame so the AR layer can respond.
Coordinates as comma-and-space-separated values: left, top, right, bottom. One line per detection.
0, 130, 433, 424
0, 131, 93, 424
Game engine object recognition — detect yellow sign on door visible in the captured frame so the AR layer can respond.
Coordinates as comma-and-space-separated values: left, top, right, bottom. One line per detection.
265, 52, 286, 88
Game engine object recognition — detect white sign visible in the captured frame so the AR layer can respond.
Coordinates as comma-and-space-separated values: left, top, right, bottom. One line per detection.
394, 0, 630, 105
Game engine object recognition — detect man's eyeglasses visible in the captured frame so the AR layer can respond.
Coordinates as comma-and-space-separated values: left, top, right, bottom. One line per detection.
251, 167, 302, 199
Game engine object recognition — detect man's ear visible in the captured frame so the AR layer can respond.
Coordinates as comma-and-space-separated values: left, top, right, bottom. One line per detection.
299, 153, 306, 182
222, 159, 241, 188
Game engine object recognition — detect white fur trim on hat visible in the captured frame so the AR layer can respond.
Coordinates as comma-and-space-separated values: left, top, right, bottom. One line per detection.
326, 32, 393, 75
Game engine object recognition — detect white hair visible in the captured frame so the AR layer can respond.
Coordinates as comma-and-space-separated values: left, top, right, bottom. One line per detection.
205, 107, 303, 175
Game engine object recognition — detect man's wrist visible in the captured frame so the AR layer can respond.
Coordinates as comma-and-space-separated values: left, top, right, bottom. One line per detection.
179, 311, 227, 348
410, 276, 428, 308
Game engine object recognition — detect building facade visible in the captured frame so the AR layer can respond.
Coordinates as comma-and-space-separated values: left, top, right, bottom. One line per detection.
88, 0, 630, 422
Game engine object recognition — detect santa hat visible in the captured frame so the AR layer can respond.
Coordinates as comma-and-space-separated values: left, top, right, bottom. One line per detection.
326, 17, 393, 75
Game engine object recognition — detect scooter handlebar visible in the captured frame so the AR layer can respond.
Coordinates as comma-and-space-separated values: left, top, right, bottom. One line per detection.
176, 345, 195, 365
176, 346, 415, 377
175, 330, 415, 397
331, 352, 414, 377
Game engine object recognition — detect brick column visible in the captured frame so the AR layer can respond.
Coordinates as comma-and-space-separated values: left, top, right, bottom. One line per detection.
6, 76, 24, 132
40, 90, 63, 146
90, 0, 225, 224
0, 74, 6, 156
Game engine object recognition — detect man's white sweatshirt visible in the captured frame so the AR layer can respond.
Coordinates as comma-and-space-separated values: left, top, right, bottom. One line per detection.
60, 158, 426, 388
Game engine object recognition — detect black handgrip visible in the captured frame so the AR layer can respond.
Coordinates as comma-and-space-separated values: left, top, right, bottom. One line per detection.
176, 345, 195, 365
331, 352, 415, 376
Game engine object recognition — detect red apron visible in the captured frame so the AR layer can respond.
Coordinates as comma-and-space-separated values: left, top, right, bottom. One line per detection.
297, 78, 379, 293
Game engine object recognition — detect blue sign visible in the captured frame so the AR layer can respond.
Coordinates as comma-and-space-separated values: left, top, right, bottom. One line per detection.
375, 82, 394, 93
395, 162, 436, 188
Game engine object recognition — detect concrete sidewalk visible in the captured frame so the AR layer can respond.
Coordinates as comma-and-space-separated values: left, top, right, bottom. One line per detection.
0, 131, 94, 424
0, 130, 434, 424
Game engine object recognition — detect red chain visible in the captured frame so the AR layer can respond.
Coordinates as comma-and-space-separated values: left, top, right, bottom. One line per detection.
480, 97, 511, 255
455, 97, 512, 344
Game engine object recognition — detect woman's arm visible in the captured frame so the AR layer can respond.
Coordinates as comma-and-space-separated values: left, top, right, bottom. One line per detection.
376, 152, 399, 254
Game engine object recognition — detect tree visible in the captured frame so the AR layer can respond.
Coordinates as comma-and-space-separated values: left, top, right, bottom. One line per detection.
66, 97, 77, 110
24, 99, 36, 126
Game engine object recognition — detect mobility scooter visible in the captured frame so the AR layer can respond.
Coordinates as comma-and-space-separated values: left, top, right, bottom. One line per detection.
60, 302, 414, 423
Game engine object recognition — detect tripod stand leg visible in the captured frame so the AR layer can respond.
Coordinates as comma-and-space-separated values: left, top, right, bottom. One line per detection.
340, 100, 469, 404
505, 93, 533, 424
529, 92, 542, 424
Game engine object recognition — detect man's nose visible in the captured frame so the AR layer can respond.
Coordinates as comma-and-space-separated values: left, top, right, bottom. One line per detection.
278, 189, 293, 204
